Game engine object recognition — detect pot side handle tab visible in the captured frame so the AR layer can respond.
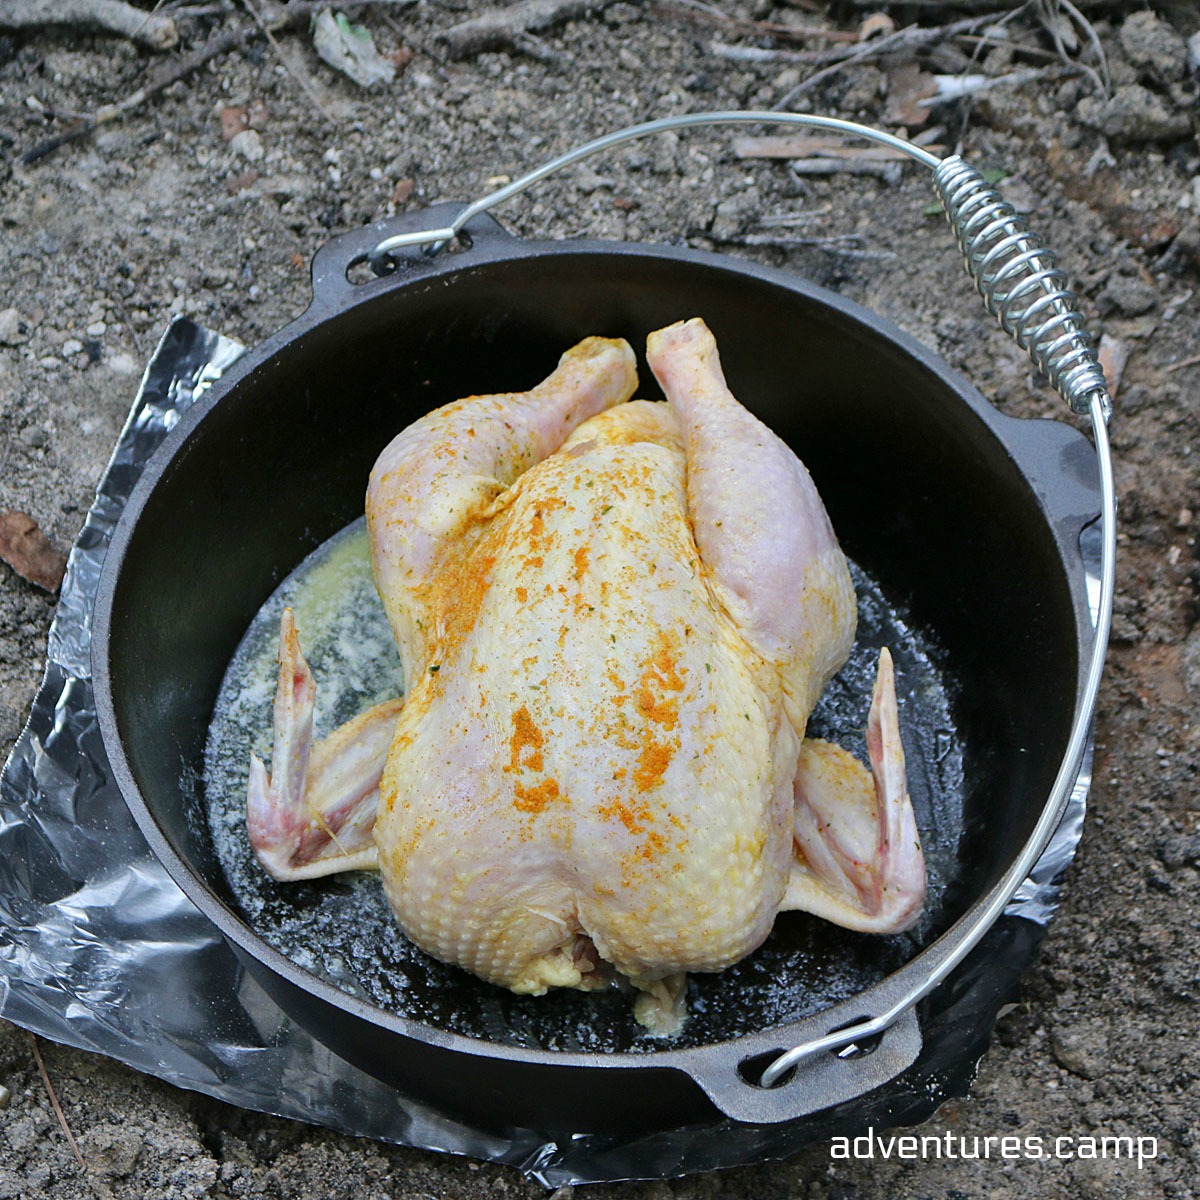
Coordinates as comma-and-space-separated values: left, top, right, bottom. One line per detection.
677, 1006, 922, 1125
306, 203, 515, 317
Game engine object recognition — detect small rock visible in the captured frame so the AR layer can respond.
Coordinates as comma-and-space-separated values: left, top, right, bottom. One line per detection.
230, 128, 265, 163
1117, 383, 1150, 414
1098, 272, 1158, 318
1159, 957, 1200, 1004
1157, 834, 1200, 871
1055, 77, 1085, 110
999, 174, 1041, 215
4, 1114, 44, 1153
1119, 11, 1189, 84
1075, 84, 1193, 142
61, 337, 83, 357
1068, 1156, 1149, 1200
774, 67, 800, 93
994, 1002, 1039, 1048
1183, 623, 1200, 699
0, 307, 25, 345
79, 1122, 143, 1181
106, 351, 138, 376
1172, 217, 1200, 271
710, 193, 756, 240
837, 64, 884, 113
603, 2, 640, 26
574, 165, 612, 195
1189, 31, 1200, 75
1050, 1023, 1110, 1079
86, 320, 106, 337
1146, 861, 1176, 894
225, 168, 260, 195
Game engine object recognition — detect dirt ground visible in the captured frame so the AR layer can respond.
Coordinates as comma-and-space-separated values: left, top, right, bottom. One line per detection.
1, 1, 1198, 1197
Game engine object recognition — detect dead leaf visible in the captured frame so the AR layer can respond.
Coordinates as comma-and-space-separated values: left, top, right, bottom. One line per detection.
859, 13, 895, 40
220, 102, 270, 141
220, 106, 249, 141
312, 10, 395, 89
884, 61, 936, 128
1098, 334, 1130, 399
225, 168, 260, 195
1046, 141, 1182, 250
391, 177, 416, 205
0, 511, 68, 593
612, 197, 639, 212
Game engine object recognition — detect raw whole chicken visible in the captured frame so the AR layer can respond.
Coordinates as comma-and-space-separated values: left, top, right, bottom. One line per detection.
247, 318, 926, 1033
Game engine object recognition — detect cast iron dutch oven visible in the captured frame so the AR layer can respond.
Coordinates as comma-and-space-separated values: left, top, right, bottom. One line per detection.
92, 117, 1112, 1154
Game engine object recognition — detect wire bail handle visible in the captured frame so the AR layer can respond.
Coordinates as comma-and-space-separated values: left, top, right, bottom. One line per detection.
369, 111, 1111, 423
370, 111, 1116, 1094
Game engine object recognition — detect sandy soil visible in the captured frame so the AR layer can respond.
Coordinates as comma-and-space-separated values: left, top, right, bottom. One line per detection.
1, 2, 1198, 1197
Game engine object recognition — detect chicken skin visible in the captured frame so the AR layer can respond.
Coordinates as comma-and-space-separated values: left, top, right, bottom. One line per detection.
248, 318, 925, 1032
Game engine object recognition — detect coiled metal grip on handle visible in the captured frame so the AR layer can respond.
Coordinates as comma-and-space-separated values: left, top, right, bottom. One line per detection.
933, 155, 1112, 422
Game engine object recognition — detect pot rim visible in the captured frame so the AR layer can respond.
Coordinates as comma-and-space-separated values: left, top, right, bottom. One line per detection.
91, 212, 1104, 1124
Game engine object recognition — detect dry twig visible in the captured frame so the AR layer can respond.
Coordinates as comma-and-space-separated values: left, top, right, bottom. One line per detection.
837, 0, 1126, 9
772, 14, 1008, 110
954, 34, 1063, 63
662, 0, 858, 46
26, 1032, 86, 1173
709, 40, 826, 65
22, 24, 253, 163
788, 158, 903, 184
1165, 353, 1200, 375
927, 65, 1063, 105
1038, 0, 1110, 97
711, 230, 894, 261
441, 0, 618, 58
0, 0, 178, 50
19, 1, 414, 161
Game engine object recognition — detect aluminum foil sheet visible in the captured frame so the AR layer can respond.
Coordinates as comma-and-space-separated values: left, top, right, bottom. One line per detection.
0, 317, 1093, 1186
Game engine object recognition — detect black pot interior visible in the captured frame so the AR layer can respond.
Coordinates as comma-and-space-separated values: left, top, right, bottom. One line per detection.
100, 241, 1086, 1120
